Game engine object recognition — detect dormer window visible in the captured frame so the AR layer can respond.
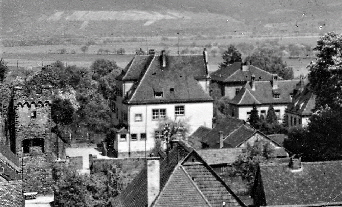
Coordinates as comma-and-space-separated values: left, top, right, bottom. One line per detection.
274, 94, 280, 99
154, 91, 163, 98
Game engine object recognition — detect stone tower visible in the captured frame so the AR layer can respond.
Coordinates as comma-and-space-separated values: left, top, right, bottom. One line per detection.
9, 85, 53, 157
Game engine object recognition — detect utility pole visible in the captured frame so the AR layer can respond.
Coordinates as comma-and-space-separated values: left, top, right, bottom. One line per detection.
177, 32, 180, 55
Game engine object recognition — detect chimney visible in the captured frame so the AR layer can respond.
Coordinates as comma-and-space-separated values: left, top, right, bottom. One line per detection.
203, 48, 209, 74
272, 74, 278, 90
147, 157, 160, 206
289, 155, 301, 170
219, 131, 224, 149
161, 50, 167, 68
250, 74, 256, 91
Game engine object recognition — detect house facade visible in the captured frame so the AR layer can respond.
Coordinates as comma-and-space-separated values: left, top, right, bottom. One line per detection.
285, 84, 316, 128
113, 51, 213, 157
229, 75, 302, 122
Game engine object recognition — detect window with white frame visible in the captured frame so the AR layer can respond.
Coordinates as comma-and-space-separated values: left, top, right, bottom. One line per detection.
120, 134, 127, 142
135, 114, 143, 122
152, 109, 166, 120
131, 134, 137, 141
175, 105, 185, 116
140, 133, 146, 140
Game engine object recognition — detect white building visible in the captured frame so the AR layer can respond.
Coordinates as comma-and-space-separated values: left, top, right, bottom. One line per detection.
113, 51, 213, 157
229, 75, 303, 123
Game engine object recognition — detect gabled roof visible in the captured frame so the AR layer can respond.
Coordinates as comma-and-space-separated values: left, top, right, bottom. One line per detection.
122, 54, 213, 104
112, 140, 246, 207
230, 80, 299, 105
189, 126, 212, 141
267, 134, 288, 147
210, 62, 274, 83
286, 85, 316, 116
197, 148, 244, 165
257, 160, 342, 206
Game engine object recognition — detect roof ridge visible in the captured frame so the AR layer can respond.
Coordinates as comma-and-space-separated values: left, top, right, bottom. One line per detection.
180, 165, 212, 207
128, 56, 155, 103
122, 55, 137, 80
223, 67, 241, 82
249, 65, 274, 76
238, 88, 261, 104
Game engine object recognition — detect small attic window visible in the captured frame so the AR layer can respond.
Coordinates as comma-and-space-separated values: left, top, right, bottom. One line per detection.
170, 88, 174, 92
273, 94, 280, 99
154, 92, 163, 98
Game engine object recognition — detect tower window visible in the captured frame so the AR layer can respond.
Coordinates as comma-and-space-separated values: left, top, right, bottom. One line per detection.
31, 111, 37, 118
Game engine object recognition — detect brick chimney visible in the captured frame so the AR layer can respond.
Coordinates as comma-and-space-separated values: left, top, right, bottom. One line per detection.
250, 74, 256, 91
147, 157, 160, 206
271, 74, 278, 90
219, 131, 224, 149
289, 156, 301, 170
203, 48, 209, 73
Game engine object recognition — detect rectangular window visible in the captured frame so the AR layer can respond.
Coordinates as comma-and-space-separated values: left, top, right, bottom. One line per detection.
152, 109, 166, 120
135, 114, 143, 122
140, 133, 146, 140
154, 131, 163, 139
247, 111, 251, 118
120, 134, 127, 142
294, 118, 297, 125
273, 94, 280, 99
275, 109, 281, 119
175, 105, 185, 116
31, 111, 37, 118
131, 134, 137, 141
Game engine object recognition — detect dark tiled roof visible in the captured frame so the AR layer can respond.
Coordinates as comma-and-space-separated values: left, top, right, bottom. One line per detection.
267, 134, 288, 147
258, 161, 342, 206
223, 125, 256, 148
189, 126, 211, 141
123, 54, 212, 104
210, 63, 274, 83
113, 140, 246, 207
197, 148, 244, 165
116, 55, 154, 81
230, 80, 299, 105
286, 85, 316, 116
202, 117, 244, 147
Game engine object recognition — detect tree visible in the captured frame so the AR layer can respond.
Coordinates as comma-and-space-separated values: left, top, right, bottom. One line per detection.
308, 32, 342, 110
245, 48, 294, 79
80, 45, 89, 54
91, 59, 121, 81
51, 98, 75, 126
248, 103, 260, 129
266, 104, 278, 124
220, 45, 242, 68
231, 140, 273, 192
0, 59, 9, 82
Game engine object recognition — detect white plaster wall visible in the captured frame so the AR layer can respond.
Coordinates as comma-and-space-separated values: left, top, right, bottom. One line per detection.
117, 102, 213, 153
197, 80, 210, 94
236, 104, 287, 122
123, 81, 134, 95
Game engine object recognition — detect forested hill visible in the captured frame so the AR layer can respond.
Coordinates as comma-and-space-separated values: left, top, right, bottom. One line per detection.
2, 0, 342, 39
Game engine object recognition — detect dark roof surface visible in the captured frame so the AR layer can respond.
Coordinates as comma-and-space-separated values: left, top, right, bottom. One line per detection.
189, 126, 211, 141
210, 62, 274, 83
197, 148, 244, 165
230, 80, 299, 105
123, 54, 213, 104
259, 161, 342, 206
267, 134, 288, 147
286, 85, 316, 116
113, 140, 245, 207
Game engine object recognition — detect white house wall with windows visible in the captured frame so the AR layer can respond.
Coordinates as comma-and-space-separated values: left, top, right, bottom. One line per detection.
113, 51, 213, 157
229, 75, 303, 123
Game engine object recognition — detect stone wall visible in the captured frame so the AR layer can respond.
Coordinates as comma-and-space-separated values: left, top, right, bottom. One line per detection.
23, 153, 54, 194
0, 180, 24, 207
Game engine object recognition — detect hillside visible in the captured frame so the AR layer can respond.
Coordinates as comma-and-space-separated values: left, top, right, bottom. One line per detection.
2, 0, 342, 40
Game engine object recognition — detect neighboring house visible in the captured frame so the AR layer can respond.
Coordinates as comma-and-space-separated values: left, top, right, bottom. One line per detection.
112, 140, 246, 207
210, 62, 274, 100
228, 75, 302, 122
113, 51, 213, 157
252, 158, 342, 206
285, 84, 316, 127
199, 117, 288, 158
187, 125, 212, 149
266, 134, 288, 147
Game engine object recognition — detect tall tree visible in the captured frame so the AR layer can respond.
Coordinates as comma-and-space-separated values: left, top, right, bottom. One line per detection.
0, 59, 9, 82
245, 48, 294, 79
51, 98, 75, 126
248, 103, 260, 129
266, 104, 278, 124
91, 59, 121, 81
308, 32, 342, 110
220, 45, 242, 68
